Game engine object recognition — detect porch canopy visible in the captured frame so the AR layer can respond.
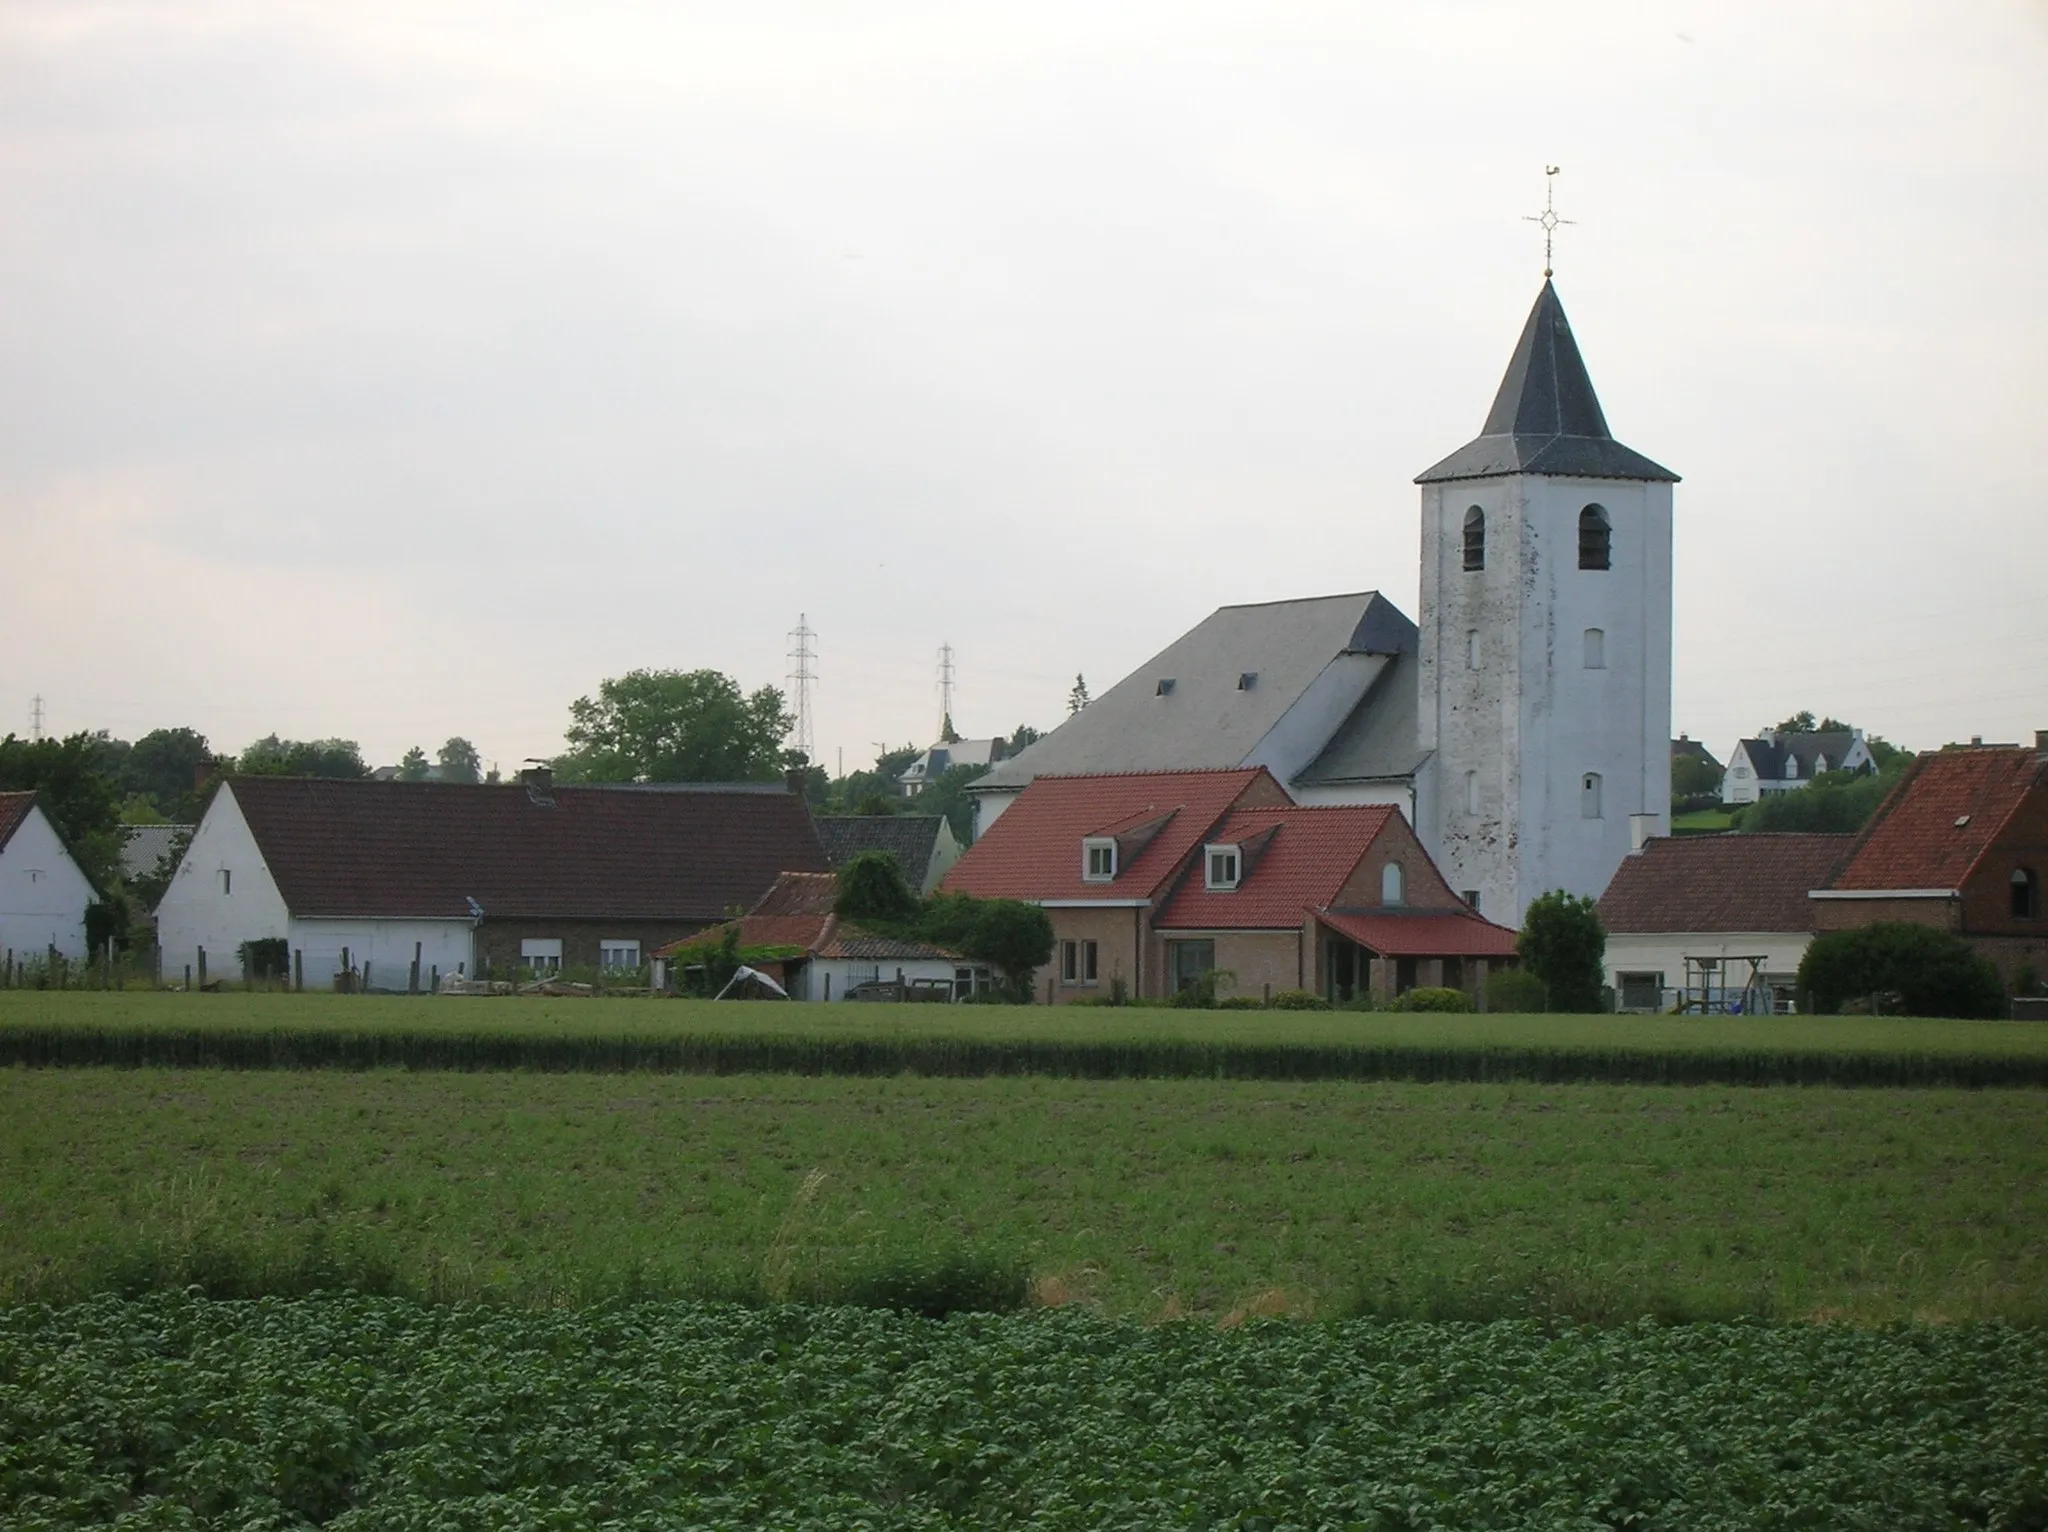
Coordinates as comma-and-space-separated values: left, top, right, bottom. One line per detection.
1315, 909, 1519, 959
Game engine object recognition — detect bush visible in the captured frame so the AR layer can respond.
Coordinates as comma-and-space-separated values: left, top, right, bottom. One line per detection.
1169, 969, 1233, 1009
1485, 967, 1547, 1014
238, 938, 289, 982
957, 901, 1055, 1001
1518, 892, 1606, 1013
835, 852, 921, 924
1797, 923, 2007, 1019
1217, 996, 1262, 1010
1269, 989, 1331, 1011
1388, 986, 1473, 1013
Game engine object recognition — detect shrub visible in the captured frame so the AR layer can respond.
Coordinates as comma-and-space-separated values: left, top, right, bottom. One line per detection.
1170, 969, 1232, 1009
238, 938, 289, 982
1797, 923, 2007, 1019
1485, 967, 1547, 1014
835, 852, 921, 924
1217, 996, 1262, 1010
1518, 892, 1606, 1013
1389, 986, 1473, 1013
1269, 989, 1331, 1011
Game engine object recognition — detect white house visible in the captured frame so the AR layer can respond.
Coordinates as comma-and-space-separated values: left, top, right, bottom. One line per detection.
0, 792, 96, 963
1722, 730, 1875, 805
898, 738, 1007, 797
1595, 831, 1852, 1012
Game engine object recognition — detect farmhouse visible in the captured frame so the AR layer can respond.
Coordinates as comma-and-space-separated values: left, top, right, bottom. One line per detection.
154, 771, 826, 988
971, 278, 1678, 925
0, 791, 97, 963
1596, 832, 1852, 1013
1810, 737, 2048, 991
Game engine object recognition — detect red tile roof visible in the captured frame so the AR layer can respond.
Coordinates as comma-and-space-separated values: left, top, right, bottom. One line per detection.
1830, 748, 2047, 891
228, 776, 826, 921
1156, 804, 1400, 928
0, 792, 35, 855
1316, 909, 1520, 958
941, 769, 1273, 903
749, 871, 839, 917
656, 911, 960, 962
1597, 833, 1852, 933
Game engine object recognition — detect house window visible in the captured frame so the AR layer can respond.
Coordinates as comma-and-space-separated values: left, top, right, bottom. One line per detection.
1461, 889, 1481, 912
1464, 770, 1480, 816
1581, 772, 1603, 819
1578, 505, 1611, 570
1583, 628, 1605, 669
2015, 868, 2040, 919
1168, 939, 1215, 995
1465, 630, 1481, 670
1619, 972, 1664, 1012
1733, 766, 1750, 780
1061, 939, 1099, 985
1205, 844, 1241, 891
599, 940, 641, 971
1381, 862, 1405, 905
520, 938, 563, 976
1083, 838, 1117, 882
219, 868, 232, 895
1462, 506, 1485, 571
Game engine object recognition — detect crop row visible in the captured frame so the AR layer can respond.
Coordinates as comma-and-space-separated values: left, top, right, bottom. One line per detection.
4, 1295, 2045, 1529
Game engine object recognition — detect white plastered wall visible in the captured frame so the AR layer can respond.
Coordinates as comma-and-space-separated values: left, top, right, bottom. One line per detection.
154, 784, 291, 981
289, 917, 474, 991
0, 804, 95, 960
1604, 932, 1814, 991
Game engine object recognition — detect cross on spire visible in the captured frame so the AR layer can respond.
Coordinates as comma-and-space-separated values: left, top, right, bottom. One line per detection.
1522, 165, 1574, 279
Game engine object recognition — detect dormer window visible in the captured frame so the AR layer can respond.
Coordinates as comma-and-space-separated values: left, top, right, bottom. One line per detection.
1083, 838, 1117, 882
1156, 678, 1176, 696
1205, 844, 1241, 891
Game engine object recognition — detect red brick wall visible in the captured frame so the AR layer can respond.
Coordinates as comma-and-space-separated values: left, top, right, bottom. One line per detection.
1044, 906, 1146, 1004
1332, 813, 1470, 911
1962, 778, 2048, 939
1809, 896, 1961, 933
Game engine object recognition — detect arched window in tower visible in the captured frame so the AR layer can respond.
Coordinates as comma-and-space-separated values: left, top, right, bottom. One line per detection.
1465, 630, 1481, 670
1381, 862, 1405, 906
1462, 507, 1485, 571
2014, 867, 2040, 920
1464, 770, 1480, 816
1578, 505, 1611, 570
1583, 628, 1605, 669
1581, 772, 1603, 819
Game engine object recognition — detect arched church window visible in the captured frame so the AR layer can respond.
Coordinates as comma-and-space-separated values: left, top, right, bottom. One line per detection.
1462, 507, 1485, 571
2014, 868, 2040, 919
1581, 772, 1603, 819
1381, 862, 1405, 905
1583, 628, 1605, 669
1578, 506, 1611, 570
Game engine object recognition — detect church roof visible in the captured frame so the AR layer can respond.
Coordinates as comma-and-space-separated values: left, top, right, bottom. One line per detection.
1416, 281, 1678, 486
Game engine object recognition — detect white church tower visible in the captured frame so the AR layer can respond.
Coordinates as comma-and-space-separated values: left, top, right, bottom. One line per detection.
1414, 280, 1677, 924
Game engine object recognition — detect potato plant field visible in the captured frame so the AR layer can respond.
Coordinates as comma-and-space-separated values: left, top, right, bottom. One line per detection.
5, 1295, 2046, 1529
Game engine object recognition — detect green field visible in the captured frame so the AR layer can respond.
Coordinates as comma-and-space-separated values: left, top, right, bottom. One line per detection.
6, 1295, 2045, 1529
4, 1068, 2043, 1322
5, 991, 2045, 1085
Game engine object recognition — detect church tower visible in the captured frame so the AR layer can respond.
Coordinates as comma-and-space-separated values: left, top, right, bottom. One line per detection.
1414, 281, 1677, 925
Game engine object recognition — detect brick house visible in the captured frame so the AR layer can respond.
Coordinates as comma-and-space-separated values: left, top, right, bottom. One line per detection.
941, 768, 1515, 1004
155, 771, 826, 987
1809, 738, 2048, 990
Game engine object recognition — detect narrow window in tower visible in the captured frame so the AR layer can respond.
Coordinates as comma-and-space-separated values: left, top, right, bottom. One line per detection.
1583, 628, 1605, 669
1465, 630, 1481, 670
1581, 772, 1603, 819
1462, 506, 1485, 571
1578, 506, 1611, 570
1464, 770, 1480, 816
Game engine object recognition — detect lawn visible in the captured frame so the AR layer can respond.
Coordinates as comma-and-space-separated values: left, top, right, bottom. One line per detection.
3, 1068, 2043, 1322
1671, 807, 1737, 833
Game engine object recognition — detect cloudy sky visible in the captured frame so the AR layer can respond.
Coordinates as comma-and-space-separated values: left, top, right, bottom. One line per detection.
5, 1, 2045, 778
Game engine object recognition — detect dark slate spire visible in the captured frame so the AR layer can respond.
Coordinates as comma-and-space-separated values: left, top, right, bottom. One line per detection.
1416, 281, 1677, 485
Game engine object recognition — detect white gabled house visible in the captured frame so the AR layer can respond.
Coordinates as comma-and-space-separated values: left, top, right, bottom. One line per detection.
1722, 730, 1875, 805
0, 792, 97, 963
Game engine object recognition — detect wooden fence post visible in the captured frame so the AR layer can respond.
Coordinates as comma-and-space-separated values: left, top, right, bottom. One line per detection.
363, 960, 373, 993
293, 949, 303, 993
410, 942, 422, 995
197, 947, 206, 989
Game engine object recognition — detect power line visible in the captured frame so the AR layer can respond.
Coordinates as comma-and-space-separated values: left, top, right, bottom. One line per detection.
29, 694, 44, 742
786, 614, 818, 765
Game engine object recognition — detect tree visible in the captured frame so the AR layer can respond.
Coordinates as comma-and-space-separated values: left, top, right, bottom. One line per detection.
1671, 750, 1724, 807
397, 746, 433, 782
820, 745, 919, 817
835, 851, 921, 924
557, 669, 791, 783
122, 728, 215, 818
1067, 675, 1091, 715
1740, 760, 1904, 834
1008, 723, 1042, 754
939, 713, 961, 744
957, 899, 1055, 1000
238, 736, 369, 779
437, 737, 482, 785
1517, 890, 1607, 1013
0, 733, 124, 890
1797, 923, 2006, 1019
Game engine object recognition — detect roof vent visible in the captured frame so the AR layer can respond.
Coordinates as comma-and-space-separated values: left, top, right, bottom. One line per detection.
1954, 814, 1971, 828
1237, 672, 1257, 691
1156, 678, 1176, 696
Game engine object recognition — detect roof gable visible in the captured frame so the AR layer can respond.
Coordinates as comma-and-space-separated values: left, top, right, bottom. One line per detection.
942, 769, 1274, 903
814, 817, 943, 879
1597, 834, 1853, 933
1156, 803, 1400, 928
1829, 748, 2046, 892
226, 777, 827, 921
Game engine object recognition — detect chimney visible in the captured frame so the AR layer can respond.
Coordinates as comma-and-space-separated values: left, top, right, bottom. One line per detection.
1971, 735, 1984, 747
1628, 813, 1658, 853
520, 764, 555, 806
784, 764, 809, 797
2036, 729, 2047, 754
194, 759, 216, 793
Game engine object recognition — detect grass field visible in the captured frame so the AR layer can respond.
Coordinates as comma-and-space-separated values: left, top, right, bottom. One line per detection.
7, 1295, 2044, 1528
4, 1068, 2043, 1322
5, 991, 2045, 1085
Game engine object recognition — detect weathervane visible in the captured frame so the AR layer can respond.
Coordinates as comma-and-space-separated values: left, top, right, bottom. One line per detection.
1523, 165, 1573, 279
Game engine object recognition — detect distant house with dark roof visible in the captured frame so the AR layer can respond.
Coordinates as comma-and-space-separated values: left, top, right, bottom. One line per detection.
898, 738, 1007, 798
814, 815, 963, 895
0, 792, 97, 962
943, 768, 1513, 1004
1722, 730, 1873, 805
1596, 833, 1852, 1012
1810, 738, 2048, 991
154, 771, 827, 988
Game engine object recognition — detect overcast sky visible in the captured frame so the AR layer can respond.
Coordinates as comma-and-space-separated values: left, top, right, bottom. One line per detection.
5, 1, 2045, 780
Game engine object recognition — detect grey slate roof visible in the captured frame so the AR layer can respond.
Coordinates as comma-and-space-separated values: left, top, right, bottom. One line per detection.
898, 738, 1005, 787
1736, 731, 1860, 782
815, 815, 944, 880
120, 823, 192, 881
971, 592, 1417, 794
1416, 281, 1678, 485
1294, 650, 1430, 786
